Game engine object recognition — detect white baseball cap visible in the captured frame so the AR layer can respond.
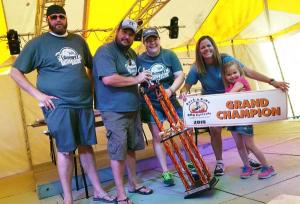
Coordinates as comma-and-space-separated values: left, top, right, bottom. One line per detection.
119, 19, 138, 33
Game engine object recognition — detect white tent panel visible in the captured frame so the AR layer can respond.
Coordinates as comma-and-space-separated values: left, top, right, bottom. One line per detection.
64, 0, 84, 31
274, 32, 300, 116
148, 0, 218, 49
3, 0, 36, 33
268, 11, 300, 34
239, 10, 300, 39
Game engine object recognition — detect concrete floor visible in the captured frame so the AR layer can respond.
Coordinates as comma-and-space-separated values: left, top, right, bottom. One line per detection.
1, 120, 300, 204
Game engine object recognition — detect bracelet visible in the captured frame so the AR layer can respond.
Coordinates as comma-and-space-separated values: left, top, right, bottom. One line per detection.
269, 78, 275, 85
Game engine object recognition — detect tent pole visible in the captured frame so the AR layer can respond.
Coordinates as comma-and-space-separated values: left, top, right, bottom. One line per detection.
230, 39, 236, 57
16, 86, 33, 170
186, 45, 190, 58
82, 0, 90, 38
269, 36, 295, 118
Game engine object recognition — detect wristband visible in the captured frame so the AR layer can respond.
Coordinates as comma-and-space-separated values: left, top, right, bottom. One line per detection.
269, 78, 275, 85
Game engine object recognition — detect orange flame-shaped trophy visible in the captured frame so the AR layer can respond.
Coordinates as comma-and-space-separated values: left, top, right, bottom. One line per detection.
139, 82, 218, 198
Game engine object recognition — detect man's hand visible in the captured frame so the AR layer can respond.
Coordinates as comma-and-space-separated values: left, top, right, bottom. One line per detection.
36, 92, 58, 110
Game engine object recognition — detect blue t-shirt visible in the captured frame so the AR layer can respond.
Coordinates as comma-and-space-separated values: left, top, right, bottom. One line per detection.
93, 41, 139, 112
136, 48, 182, 101
185, 55, 244, 94
13, 32, 93, 108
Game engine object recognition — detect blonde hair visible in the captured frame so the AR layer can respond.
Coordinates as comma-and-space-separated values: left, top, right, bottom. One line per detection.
195, 35, 222, 74
221, 61, 245, 88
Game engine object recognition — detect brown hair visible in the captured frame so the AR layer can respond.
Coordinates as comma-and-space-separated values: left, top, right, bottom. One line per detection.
195, 35, 222, 74
221, 61, 245, 88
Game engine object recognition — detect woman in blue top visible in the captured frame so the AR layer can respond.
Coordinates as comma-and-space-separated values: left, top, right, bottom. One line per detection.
180, 35, 289, 176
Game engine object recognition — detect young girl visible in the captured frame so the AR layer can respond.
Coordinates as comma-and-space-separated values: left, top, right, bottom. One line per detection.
221, 61, 276, 179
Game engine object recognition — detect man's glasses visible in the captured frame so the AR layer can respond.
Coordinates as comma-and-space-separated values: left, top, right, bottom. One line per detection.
48, 14, 66, 20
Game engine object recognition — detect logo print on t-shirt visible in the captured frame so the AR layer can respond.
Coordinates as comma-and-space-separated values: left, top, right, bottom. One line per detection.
125, 59, 137, 76
150, 63, 170, 82
55, 47, 82, 66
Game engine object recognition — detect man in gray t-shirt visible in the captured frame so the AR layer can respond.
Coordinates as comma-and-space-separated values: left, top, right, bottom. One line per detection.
10, 5, 115, 204
93, 19, 153, 203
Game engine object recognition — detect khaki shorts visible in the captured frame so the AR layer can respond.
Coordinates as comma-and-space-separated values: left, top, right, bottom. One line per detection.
101, 111, 145, 160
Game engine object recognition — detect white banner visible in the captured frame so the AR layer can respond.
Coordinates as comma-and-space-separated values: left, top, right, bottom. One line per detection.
183, 89, 288, 128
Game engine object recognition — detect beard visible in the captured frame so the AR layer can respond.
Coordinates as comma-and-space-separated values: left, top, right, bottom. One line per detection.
115, 37, 132, 51
48, 21, 68, 35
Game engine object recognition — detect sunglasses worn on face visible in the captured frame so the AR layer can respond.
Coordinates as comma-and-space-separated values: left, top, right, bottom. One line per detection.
48, 14, 66, 20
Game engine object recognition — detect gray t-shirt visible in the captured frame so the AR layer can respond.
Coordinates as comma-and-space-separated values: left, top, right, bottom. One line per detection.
93, 41, 139, 112
13, 32, 93, 108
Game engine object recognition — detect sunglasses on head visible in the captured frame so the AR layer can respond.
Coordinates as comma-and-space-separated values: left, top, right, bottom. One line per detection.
48, 14, 66, 20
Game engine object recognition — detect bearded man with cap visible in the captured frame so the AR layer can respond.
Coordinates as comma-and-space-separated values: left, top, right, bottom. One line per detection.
93, 19, 153, 204
136, 27, 185, 186
10, 4, 115, 204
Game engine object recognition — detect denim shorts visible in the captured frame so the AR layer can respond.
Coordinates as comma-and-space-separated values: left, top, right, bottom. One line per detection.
42, 107, 97, 152
227, 125, 254, 136
101, 111, 145, 160
140, 98, 183, 123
